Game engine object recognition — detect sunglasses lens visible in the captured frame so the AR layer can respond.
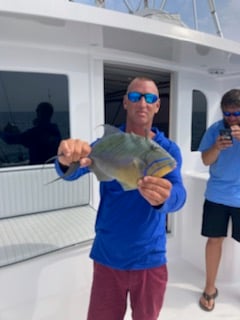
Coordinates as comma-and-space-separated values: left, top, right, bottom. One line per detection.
128, 92, 141, 102
223, 112, 230, 116
145, 94, 158, 104
128, 92, 158, 104
223, 111, 240, 117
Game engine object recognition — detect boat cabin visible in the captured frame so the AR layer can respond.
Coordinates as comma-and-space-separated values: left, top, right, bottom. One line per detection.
0, 0, 239, 319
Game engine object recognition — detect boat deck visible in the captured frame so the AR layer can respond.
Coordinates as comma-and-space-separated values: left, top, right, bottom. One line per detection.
124, 258, 239, 319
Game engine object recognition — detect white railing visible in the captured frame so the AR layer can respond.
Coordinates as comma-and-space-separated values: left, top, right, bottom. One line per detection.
0, 166, 89, 218
0, 166, 96, 267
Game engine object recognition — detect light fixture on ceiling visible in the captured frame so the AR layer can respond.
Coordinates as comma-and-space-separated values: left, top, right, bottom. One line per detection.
208, 68, 225, 75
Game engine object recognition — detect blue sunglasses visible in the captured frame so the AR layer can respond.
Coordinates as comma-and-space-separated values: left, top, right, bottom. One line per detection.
127, 92, 158, 104
223, 111, 240, 117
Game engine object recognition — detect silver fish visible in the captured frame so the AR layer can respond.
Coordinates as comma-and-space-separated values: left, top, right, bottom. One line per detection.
53, 125, 176, 190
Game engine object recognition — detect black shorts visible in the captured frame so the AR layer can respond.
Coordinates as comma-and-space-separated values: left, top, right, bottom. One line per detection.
201, 199, 240, 242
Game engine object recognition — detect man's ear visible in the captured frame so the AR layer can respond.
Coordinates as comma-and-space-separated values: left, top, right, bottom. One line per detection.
123, 95, 128, 110
154, 99, 161, 114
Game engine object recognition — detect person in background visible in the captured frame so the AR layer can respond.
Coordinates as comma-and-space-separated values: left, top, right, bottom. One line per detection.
55, 77, 186, 320
198, 89, 240, 311
1, 102, 61, 164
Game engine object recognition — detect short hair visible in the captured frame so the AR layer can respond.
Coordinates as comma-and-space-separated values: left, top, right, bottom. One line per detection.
221, 89, 240, 110
126, 77, 159, 95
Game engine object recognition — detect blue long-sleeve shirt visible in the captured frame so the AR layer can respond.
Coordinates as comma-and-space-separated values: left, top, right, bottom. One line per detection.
198, 119, 240, 207
55, 126, 186, 270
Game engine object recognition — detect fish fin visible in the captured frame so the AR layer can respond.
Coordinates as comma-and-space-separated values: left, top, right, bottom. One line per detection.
44, 154, 61, 164
96, 124, 122, 137
119, 182, 134, 191
42, 153, 65, 172
41, 154, 60, 173
144, 158, 176, 177
89, 163, 113, 182
44, 176, 62, 185
42, 153, 64, 184
42, 152, 80, 184
153, 165, 176, 177
132, 157, 146, 174
62, 162, 80, 177
45, 162, 80, 185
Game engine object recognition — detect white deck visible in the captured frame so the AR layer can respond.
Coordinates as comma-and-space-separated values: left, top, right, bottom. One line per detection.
125, 258, 240, 320
0, 242, 238, 320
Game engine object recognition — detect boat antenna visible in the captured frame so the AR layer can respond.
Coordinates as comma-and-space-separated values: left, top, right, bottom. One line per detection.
122, 0, 223, 38
123, 0, 133, 13
192, 0, 198, 30
95, 0, 105, 8
143, 0, 156, 8
208, 0, 223, 37
159, 0, 167, 10
159, 0, 223, 38
123, 0, 142, 13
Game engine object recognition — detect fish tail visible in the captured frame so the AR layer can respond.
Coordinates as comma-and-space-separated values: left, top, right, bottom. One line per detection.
44, 176, 62, 185
43, 154, 79, 185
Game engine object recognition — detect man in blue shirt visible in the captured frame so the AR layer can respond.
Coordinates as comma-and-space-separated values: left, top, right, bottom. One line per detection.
55, 77, 186, 320
198, 89, 240, 312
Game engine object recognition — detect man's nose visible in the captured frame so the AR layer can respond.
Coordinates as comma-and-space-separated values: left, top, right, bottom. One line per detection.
139, 96, 147, 104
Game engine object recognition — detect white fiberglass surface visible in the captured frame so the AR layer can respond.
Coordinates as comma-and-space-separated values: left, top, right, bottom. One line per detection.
124, 258, 239, 320
0, 206, 95, 267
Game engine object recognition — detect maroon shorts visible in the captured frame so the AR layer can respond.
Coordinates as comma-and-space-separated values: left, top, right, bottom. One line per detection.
87, 261, 168, 320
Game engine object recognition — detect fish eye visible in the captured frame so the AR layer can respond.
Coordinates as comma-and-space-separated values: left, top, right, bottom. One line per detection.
150, 144, 159, 151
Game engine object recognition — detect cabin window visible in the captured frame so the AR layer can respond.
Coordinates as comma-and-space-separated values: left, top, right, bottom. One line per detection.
0, 71, 97, 267
191, 89, 207, 151
0, 71, 70, 167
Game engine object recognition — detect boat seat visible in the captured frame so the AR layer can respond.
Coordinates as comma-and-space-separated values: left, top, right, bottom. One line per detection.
0, 166, 96, 267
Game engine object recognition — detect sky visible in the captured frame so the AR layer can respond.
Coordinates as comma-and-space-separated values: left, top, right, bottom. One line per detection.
75, 0, 240, 43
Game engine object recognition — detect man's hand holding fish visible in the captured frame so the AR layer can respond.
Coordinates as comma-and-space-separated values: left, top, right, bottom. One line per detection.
138, 175, 172, 207
58, 138, 92, 168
